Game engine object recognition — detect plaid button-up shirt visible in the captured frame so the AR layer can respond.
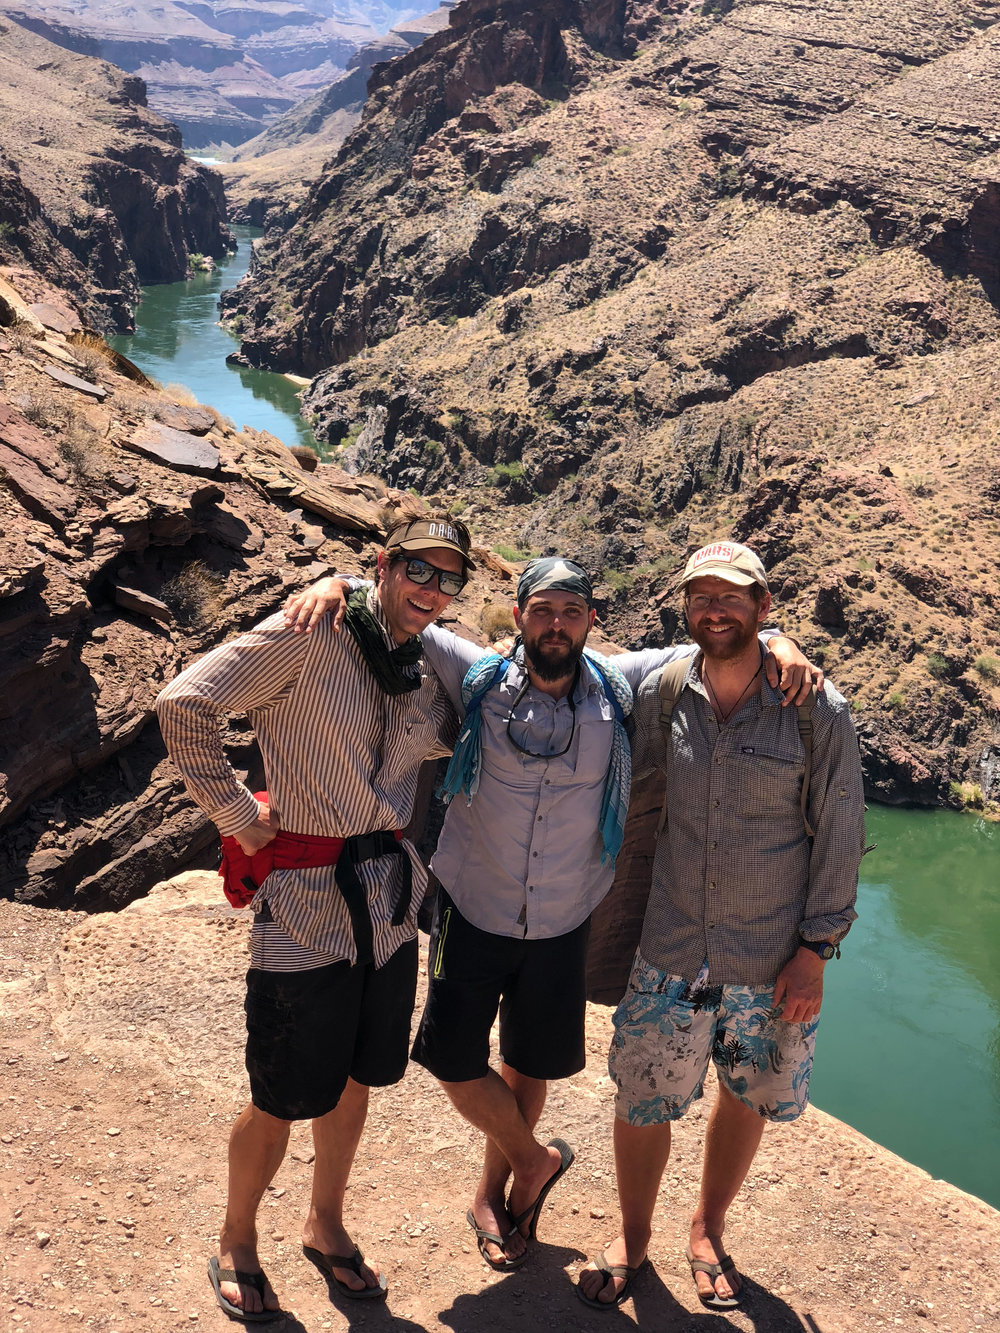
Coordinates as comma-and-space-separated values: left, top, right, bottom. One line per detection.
633, 654, 865, 986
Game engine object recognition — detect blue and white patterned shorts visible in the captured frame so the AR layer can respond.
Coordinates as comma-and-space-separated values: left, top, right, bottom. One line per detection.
610, 953, 818, 1124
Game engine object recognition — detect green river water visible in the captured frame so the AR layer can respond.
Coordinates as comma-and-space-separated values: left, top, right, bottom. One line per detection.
109, 234, 1000, 1211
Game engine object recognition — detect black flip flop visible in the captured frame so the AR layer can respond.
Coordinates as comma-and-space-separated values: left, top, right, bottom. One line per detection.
465, 1208, 528, 1271
207, 1256, 280, 1323
511, 1137, 576, 1240
686, 1245, 743, 1309
577, 1253, 648, 1309
302, 1244, 388, 1300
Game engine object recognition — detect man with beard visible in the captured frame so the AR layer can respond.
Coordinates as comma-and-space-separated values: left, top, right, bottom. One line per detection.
578, 541, 865, 1311
285, 555, 819, 1272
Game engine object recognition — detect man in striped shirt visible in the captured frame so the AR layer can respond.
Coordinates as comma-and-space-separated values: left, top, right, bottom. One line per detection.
156, 517, 473, 1320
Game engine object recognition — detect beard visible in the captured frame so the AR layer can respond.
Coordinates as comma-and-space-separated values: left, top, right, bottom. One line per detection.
521, 630, 586, 682
690, 616, 760, 663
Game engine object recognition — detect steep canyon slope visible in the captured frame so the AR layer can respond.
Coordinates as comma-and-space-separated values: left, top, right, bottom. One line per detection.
0, 19, 233, 331
225, 0, 1000, 808
0, 0, 438, 145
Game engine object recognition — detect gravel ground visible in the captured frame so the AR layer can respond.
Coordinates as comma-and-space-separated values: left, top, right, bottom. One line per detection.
2, 873, 998, 1333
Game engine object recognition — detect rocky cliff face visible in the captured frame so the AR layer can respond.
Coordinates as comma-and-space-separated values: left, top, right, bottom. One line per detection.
0, 19, 233, 332
0, 265, 528, 909
0, 0, 440, 146
223, 0, 1000, 809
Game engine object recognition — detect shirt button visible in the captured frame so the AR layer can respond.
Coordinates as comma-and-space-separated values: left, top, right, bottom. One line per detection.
714, 757, 721, 765
711, 841, 717, 850
713, 799, 721, 808
544, 779, 551, 785
532, 852, 538, 858
528, 885, 534, 892
537, 816, 543, 822
709, 882, 716, 890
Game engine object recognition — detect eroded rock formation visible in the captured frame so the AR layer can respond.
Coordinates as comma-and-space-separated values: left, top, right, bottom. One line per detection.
222, 0, 1000, 809
0, 19, 233, 331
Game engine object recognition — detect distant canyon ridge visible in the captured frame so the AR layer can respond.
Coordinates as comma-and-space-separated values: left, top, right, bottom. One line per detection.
0, 0, 453, 146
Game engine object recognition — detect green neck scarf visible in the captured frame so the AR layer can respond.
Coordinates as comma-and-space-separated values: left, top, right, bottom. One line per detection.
343, 588, 423, 695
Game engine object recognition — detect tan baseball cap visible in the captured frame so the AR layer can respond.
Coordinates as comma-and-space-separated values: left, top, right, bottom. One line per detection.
675, 541, 768, 591
383, 516, 476, 572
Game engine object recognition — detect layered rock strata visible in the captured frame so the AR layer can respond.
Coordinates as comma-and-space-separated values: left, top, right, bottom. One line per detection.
223, 0, 1000, 808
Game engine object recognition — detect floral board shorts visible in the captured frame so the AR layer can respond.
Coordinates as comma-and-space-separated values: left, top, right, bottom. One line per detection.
610, 953, 818, 1125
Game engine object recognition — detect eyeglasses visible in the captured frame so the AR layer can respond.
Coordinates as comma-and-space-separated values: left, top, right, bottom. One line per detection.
505, 671, 579, 758
396, 557, 467, 597
686, 591, 757, 612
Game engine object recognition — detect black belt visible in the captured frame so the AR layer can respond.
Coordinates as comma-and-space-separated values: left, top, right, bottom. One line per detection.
335, 832, 412, 965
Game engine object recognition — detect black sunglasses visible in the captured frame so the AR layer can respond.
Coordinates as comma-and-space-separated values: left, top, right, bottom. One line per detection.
396, 557, 467, 597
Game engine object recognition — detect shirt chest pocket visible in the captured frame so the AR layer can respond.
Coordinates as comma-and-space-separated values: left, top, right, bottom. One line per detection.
569, 713, 614, 785
732, 741, 805, 819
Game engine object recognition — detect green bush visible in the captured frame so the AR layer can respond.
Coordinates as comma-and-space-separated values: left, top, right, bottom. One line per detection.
974, 655, 1000, 683
925, 653, 950, 680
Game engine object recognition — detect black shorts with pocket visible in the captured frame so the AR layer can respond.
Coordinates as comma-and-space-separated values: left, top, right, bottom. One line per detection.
244, 937, 417, 1120
410, 890, 590, 1083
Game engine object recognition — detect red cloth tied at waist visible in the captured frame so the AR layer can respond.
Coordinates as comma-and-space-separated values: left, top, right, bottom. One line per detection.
218, 792, 403, 910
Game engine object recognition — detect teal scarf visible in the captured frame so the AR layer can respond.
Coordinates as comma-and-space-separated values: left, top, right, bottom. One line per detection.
438, 648, 633, 865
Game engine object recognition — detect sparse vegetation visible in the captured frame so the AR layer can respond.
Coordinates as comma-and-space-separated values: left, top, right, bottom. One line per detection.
949, 780, 984, 810
161, 561, 226, 628
57, 416, 107, 480
974, 655, 1000, 682
492, 461, 526, 485
480, 603, 517, 641
886, 690, 906, 710
925, 652, 950, 680
164, 383, 199, 407
492, 542, 535, 562
21, 390, 60, 428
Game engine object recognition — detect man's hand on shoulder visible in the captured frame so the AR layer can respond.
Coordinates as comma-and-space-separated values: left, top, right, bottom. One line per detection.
233, 801, 279, 855
764, 635, 824, 705
771, 947, 825, 1024
284, 577, 351, 634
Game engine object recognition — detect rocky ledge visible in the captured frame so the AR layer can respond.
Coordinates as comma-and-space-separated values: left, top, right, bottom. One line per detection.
0, 874, 997, 1331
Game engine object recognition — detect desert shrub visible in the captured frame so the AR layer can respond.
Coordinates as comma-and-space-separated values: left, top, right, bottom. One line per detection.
949, 781, 984, 810
492, 461, 526, 485
480, 604, 516, 642
57, 417, 107, 479
974, 655, 1000, 682
164, 382, 199, 407
161, 561, 226, 628
925, 652, 950, 680
21, 391, 60, 428
885, 690, 906, 710
7, 320, 40, 354
289, 444, 319, 472
492, 542, 535, 562
72, 344, 109, 383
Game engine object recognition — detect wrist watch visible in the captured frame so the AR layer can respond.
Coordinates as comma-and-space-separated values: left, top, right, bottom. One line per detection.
800, 939, 838, 961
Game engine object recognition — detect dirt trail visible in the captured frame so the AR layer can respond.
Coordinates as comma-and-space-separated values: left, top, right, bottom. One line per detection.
2, 873, 997, 1333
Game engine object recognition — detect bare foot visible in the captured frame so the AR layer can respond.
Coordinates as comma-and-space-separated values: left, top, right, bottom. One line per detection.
469, 1195, 526, 1265
215, 1240, 280, 1316
579, 1235, 647, 1305
301, 1223, 382, 1293
687, 1225, 741, 1304
508, 1139, 571, 1239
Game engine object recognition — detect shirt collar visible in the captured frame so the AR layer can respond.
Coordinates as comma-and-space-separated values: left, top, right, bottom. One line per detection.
368, 586, 406, 651
689, 646, 780, 709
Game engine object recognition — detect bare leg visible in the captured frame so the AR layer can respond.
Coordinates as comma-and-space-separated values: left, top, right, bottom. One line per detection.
473, 1064, 546, 1263
688, 1084, 766, 1302
301, 1078, 381, 1292
440, 1069, 565, 1243
579, 1115, 672, 1304
217, 1102, 289, 1315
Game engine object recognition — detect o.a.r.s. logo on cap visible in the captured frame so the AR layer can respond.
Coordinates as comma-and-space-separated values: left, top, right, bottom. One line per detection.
692, 542, 736, 568
427, 521, 458, 542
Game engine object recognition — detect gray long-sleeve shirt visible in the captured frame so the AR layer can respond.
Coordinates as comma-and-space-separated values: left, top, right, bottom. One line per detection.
633, 654, 865, 985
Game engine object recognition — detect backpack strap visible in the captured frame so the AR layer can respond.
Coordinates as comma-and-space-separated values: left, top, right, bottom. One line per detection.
656, 661, 819, 840
655, 659, 690, 837
796, 688, 818, 839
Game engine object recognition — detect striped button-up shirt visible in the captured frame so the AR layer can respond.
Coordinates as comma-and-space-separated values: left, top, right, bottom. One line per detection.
156, 591, 456, 969
633, 654, 865, 986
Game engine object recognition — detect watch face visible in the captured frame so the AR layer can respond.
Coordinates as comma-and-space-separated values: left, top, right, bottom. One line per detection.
819, 944, 835, 960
